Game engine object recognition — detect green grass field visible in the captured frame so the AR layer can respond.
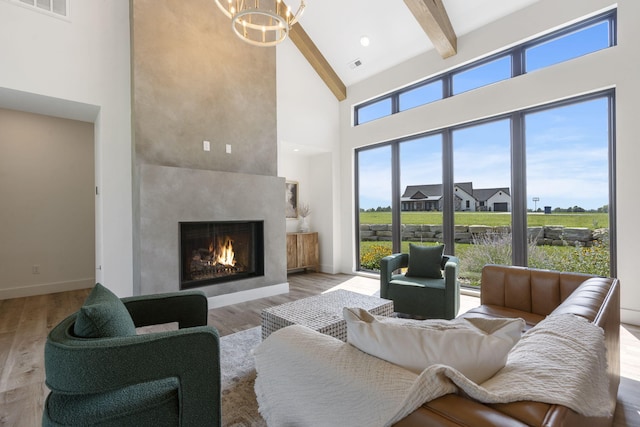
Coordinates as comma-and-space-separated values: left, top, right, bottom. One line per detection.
359, 211, 608, 229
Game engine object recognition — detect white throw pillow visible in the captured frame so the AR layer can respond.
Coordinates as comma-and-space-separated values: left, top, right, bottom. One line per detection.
343, 308, 525, 384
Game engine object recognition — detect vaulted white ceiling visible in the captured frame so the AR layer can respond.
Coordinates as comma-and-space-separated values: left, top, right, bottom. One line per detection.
296, 0, 541, 90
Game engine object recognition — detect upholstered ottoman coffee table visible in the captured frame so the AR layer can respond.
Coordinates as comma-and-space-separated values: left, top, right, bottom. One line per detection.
261, 289, 394, 341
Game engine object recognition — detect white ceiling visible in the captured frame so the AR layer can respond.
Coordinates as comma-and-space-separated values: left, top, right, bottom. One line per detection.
297, 0, 541, 87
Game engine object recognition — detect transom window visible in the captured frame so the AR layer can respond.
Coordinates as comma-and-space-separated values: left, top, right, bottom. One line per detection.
354, 9, 616, 126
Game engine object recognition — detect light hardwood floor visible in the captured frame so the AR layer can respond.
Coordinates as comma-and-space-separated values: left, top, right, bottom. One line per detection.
1, 272, 638, 426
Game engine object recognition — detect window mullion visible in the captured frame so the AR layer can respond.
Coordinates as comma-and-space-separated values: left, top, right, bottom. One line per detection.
512, 47, 524, 77
510, 112, 527, 266
392, 94, 400, 115
391, 143, 402, 253
443, 74, 452, 99
607, 93, 617, 277
442, 130, 455, 255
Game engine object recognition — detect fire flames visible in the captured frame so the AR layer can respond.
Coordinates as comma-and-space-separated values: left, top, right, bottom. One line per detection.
214, 237, 236, 266
188, 236, 239, 281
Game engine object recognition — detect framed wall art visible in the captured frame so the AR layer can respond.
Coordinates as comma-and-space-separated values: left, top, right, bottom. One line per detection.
285, 180, 298, 218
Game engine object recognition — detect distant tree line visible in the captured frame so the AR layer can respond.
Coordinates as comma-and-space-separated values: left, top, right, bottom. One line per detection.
361, 206, 392, 212
362, 204, 609, 213
530, 205, 609, 213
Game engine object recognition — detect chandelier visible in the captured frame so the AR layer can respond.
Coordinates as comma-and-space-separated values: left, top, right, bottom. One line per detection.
214, 0, 307, 47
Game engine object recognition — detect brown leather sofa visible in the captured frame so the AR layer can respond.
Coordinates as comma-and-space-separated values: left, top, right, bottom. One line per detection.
393, 264, 620, 427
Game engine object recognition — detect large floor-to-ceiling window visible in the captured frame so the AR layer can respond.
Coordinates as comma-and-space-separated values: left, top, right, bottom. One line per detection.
355, 91, 615, 285
399, 135, 443, 252
524, 96, 612, 276
356, 145, 392, 270
452, 119, 512, 285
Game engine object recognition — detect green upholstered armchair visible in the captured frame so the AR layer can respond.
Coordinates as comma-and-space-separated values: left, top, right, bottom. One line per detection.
380, 251, 460, 320
43, 284, 221, 427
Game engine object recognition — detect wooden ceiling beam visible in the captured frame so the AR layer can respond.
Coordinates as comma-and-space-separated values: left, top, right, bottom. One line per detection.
289, 23, 347, 101
403, 0, 457, 58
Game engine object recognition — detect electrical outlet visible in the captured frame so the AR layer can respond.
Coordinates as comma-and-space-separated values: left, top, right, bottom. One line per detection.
225, 144, 232, 154
32, 265, 40, 274
203, 140, 211, 151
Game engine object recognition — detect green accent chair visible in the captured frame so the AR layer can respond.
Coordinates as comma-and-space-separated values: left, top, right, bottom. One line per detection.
380, 246, 460, 319
43, 283, 221, 427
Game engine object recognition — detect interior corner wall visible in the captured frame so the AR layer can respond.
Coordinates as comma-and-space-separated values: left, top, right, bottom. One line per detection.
338, 0, 640, 325
276, 39, 341, 274
308, 153, 338, 273
0, 1, 133, 298
279, 150, 311, 234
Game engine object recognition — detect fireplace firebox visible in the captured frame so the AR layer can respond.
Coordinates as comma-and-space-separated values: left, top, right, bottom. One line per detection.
179, 221, 264, 289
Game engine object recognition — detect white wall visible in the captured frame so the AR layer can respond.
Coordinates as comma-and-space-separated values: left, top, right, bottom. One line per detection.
338, 0, 640, 325
0, 109, 95, 298
277, 40, 341, 273
0, 1, 133, 297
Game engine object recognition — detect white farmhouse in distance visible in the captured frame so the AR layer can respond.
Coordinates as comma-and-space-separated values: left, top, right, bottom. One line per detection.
401, 182, 511, 212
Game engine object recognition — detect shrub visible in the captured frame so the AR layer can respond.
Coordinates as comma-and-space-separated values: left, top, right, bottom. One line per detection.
460, 232, 550, 286
541, 240, 610, 277
360, 244, 393, 271
460, 232, 512, 275
460, 231, 610, 285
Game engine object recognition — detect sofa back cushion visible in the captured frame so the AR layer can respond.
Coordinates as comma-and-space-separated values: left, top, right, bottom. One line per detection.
550, 277, 612, 322
480, 265, 594, 316
74, 283, 136, 338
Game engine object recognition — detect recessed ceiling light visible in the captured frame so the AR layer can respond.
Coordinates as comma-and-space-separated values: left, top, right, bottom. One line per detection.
360, 36, 370, 47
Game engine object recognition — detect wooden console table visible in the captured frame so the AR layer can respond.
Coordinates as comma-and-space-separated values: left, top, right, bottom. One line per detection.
286, 232, 319, 273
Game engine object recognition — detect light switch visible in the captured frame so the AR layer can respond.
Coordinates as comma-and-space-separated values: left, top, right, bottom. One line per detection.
203, 140, 211, 151
226, 144, 232, 154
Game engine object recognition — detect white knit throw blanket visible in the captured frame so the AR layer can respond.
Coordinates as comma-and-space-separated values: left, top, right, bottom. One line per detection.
253, 313, 613, 427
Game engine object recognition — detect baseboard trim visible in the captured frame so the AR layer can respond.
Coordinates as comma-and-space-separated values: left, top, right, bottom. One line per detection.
0, 278, 94, 300
207, 282, 289, 309
621, 308, 640, 326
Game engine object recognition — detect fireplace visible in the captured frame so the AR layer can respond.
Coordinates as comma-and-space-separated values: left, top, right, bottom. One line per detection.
179, 221, 264, 289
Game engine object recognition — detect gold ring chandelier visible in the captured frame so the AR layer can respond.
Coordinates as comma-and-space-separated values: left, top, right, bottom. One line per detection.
214, 0, 307, 47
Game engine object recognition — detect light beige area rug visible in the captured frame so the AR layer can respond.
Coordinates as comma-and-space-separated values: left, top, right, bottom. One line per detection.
220, 326, 266, 427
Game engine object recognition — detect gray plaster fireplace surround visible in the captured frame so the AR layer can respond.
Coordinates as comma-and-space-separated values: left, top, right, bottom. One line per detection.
138, 164, 288, 307
131, 1, 284, 307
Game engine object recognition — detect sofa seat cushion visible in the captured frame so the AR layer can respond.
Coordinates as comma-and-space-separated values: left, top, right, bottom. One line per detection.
389, 274, 445, 289
394, 394, 531, 427
461, 305, 544, 330
388, 275, 449, 318
44, 377, 179, 427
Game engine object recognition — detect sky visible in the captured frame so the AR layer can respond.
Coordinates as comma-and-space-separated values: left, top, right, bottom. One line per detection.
357, 20, 611, 212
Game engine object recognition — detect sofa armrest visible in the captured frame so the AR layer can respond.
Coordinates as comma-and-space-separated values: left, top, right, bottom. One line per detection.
443, 256, 460, 319
443, 255, 459, 278
380, 253, 409, 299
122, 290, 208, 328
